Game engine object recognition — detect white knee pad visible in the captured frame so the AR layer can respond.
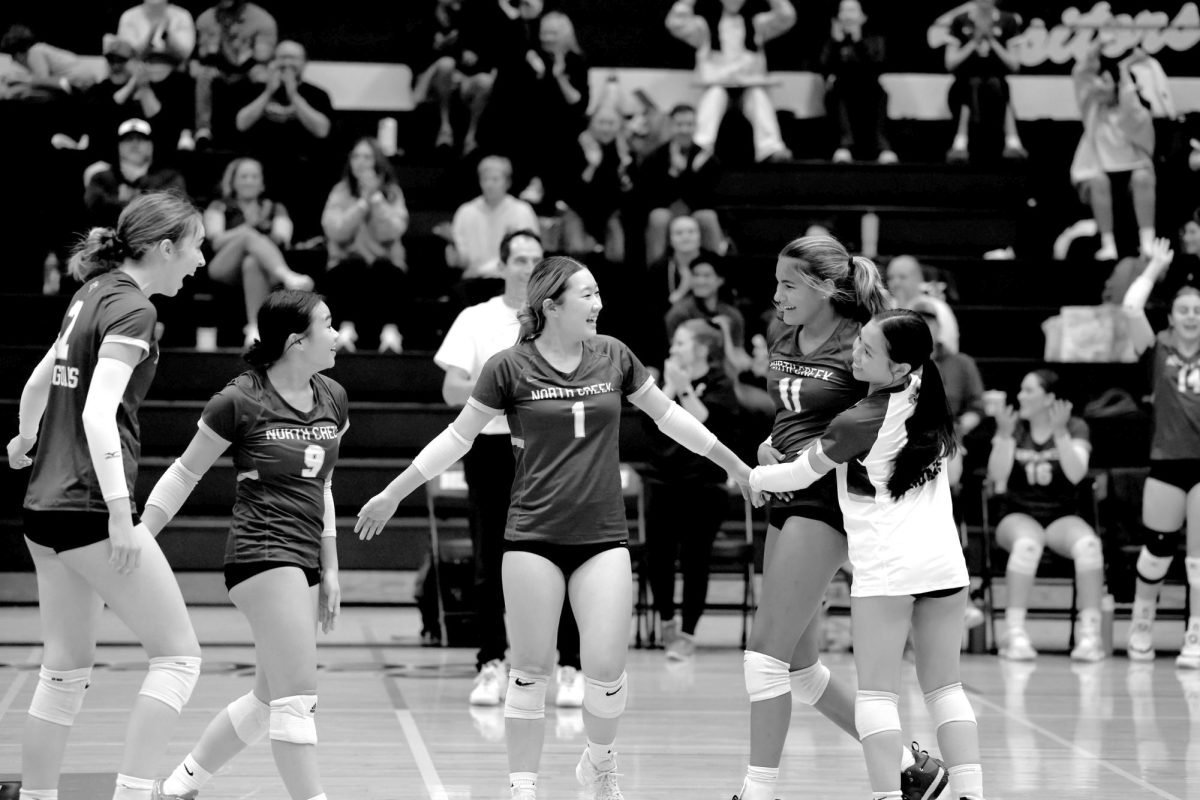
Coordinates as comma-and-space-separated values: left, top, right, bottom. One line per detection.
1070, 536, 1103, 572
28, 666, 92, 726
854, 690, 900, 740
744, 651, 791, 702
138, 656, 201, 713
1007, 538, 1044, 576
1137, 547, 1173, 584
227, 691, 271, 744
1186, 556, 1200, 588
789, 662, 831, 706
583, 671, 627, 719
269, 694, 318, 745
923, 683, 977, 730
504, 670, 548, 720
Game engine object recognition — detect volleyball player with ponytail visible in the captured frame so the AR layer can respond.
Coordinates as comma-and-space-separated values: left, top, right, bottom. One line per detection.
751, 310, 985, 800
356, 256, 754, 800
6, 192, 205, 800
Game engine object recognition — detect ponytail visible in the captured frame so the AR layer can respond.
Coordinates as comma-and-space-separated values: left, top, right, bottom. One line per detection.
886, 359, 958, 500
778, 236, 889, 323
844, 255, 891, 321
68, 227, 129, 281
67, 191, 200, 283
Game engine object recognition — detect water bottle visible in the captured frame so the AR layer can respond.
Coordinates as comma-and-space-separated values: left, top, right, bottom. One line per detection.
377, 117, 398, 157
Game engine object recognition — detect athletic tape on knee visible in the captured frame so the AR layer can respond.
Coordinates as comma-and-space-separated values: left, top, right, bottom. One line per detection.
504, 670, 548, 720
854, 690, 901, 739
744, 650, 791, 702
269, 694, 318, 745
1006, 538, 1044, 576
138, 656, 201, 713
1137, 546, 1173, 584
227, 691, 271, 744
789, 662, 831, 706
1186, 556, 1200, 588
583, 671, 627, 719
1070, 536, 1104, 572
1144, 526, 1179, 559
28, 666, 92, 726
923, 683, 977, 730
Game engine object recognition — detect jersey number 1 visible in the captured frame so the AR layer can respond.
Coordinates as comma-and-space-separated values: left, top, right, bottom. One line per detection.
571, 401, 586, 439
778, 377, 803, 413
54, 301, 84, 361
301, 444, 325, 477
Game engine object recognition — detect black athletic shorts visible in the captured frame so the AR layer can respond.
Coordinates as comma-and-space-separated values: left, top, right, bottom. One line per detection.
913, 585, 967, 601
766, 471, 844, 532
23, 509, 141, 553
503, 539, 627, 579
225, 560, 321, 591
1148, 459, 1200, 493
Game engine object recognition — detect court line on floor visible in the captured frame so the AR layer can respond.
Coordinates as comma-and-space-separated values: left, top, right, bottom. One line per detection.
969, 691, 1182, 800
0, 648, 41, 728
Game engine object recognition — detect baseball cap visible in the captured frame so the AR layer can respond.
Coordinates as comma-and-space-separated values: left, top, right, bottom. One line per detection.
117, 118, 152, 138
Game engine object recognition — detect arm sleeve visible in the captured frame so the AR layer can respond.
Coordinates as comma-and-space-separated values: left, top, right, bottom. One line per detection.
81, 358, 136, 502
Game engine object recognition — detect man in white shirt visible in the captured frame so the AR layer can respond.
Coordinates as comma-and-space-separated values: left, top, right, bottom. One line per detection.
886, 254, 960, 354
450, 156, 539, 279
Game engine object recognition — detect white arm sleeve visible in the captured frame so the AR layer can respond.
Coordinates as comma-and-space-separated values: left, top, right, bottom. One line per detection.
654, 402, 717, 456
749, 448, 826, 493
81, 358, 135, 502
322, 477, 337, 538
412, 425, 474, 480
145, 459, 204, 525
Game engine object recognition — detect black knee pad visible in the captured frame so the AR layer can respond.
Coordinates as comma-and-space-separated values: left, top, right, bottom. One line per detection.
1143, 526, 1179, 559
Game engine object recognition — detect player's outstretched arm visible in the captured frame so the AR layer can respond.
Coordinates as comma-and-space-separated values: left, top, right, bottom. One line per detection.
749, 442, 836, 494
141, 426, 230, 536
7, 345, 55, 469
355, 403, 496, 540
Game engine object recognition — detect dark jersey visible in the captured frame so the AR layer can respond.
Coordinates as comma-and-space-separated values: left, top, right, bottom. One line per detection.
767, 317, 866, 458
468, 335, 653, 544
1002, 417, 1090, 520
200, 370, 349, 569
25, 271, 158, 514
1148, 332, 1200, 460
645, 367, 739, 485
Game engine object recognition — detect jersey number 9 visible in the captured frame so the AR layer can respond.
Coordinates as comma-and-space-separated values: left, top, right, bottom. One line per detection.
301, 444, 326, 477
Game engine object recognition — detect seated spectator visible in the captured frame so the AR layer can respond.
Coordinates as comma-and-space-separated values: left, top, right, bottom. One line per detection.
649, 214, 721, 313
1070, 41, 1156, 261
640, 103, 723, 264
233, 40, 332, 158
987, 369, 1106, 663
664, 256, 751, 375
886, 254, 960, 353
204, 157, 314, 345
821, 0, 896, 164
84, 118, 186, 228
450, 155, 539, 279
941, 0, 1028, 162
911, 297, 983, 438
320, 137, 409, 353
0, 24, 96, 100
411, 0, 493, 154
192, 0, 277, 146
118, 0, 196, 64
665, 0, 796, 163
561, 107, 633, 262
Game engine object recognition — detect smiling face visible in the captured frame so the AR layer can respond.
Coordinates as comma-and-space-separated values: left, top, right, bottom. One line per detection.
502, 235, 543, 297
886, 257, 923, 306
670, 109, 696, 147
774, 257, 829, 326
548, 268, 602, 341
1016, 372, 1053, 420
232, 159, 264, 201
295, 301, 338, 372
851, 320, 903, 386
1170, 289, 1200, 344
349, 141, 377, 183
669, 216, 701, 257
590, 109, 621, 144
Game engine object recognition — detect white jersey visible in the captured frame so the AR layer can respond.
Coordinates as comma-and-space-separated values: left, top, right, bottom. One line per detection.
434, 294, 521, 435
820, 377, 968, 597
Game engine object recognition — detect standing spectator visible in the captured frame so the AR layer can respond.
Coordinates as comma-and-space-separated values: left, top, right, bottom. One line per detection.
204, 157, 314, 345
665, 0, 796, 164
450, 156, 539, 279
1070, 41, 1156, 261
942, 0, 1028, 162
821, 0, 896, 164
233, 40, 333, 159
85, 119, 187, 229
434, 230, 585, 710
561, 107, 633, 263
644, 319, 741, 660
886, 255, 960, 354
410, 0, 493, 154
118, 0, 196, 64
0, 24, 96, 99
640, 104, 723, 265
320, 137, 409, 353
192, 0, 277, 146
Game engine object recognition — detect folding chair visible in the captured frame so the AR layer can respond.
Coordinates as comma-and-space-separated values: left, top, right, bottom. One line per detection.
424, 464, 472, 647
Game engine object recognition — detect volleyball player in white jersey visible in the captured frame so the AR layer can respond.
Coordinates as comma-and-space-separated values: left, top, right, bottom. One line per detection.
751, 310, 985, 800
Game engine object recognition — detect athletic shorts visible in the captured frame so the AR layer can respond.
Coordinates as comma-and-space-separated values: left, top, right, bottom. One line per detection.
993, 498, 1077, 530
503, 539, 627, 580
23, 509, 141, 553
225, 560, 321, 591
766, 472, 844, 532
913, 585, 967, 601
1148, 459, 1200, 493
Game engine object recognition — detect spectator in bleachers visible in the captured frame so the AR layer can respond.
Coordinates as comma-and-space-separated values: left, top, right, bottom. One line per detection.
320, 136, 409, 353
886, 255, 960, 354
640, 103, 724, 265
117, 0, 196, 64
233, 40, 332, 157
0, 24, 96, 100
649, 214, 722, 322
987, 369, 1106, 662
1162, 208, 1200, 301
911, 297, 982, 439
192, 0, 277, 147
644, 319, 741, 661
449, 155, 539, 279
205, 157, 314, 345
560, 107, 634, 262
665, 0, 796, 164
941, 0, 1028, 163
665, 256, 751, 375
820, 0, 896, 164
84, 118, 186, 229
410, 0, 493, 154
1070, 42, 1156, 261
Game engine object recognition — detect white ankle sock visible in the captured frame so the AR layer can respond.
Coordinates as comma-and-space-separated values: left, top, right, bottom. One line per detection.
948, 763, 983, 800
1006, 607, 1027, 631
587, 739, 615, 770
1099, 232, 1117, 253
740, 765, 779, 800
163, 754, 211, 796
112, 774, 155, 800
951, 134, 967, 151
510, 771, 537, 795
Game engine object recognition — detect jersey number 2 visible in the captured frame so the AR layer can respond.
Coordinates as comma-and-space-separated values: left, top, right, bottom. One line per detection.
778, 377, 803, 412
301, 444, 325, 477
571, 401, 586, 439
54, 301, 84, 361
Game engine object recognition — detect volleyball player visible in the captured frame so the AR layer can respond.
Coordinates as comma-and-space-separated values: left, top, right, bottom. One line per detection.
751, 309, 985, 800
733, 236, 946, 800
139, 290, 347, 800
356, 256, 754, 800
1122, 238, 1200, 666
6, 192, 205, 800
